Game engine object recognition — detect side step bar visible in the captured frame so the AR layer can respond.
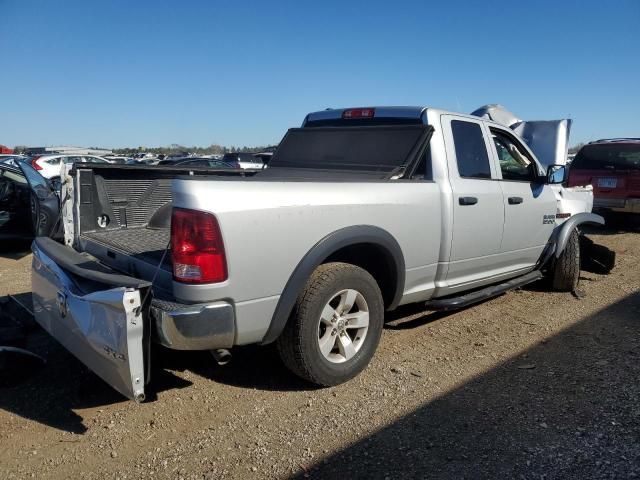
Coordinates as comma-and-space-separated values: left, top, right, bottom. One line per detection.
425, 270, 544, 311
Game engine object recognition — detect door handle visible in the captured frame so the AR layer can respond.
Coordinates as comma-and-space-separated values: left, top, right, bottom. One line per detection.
508, 196, 524, 205
459, 196, 478, 206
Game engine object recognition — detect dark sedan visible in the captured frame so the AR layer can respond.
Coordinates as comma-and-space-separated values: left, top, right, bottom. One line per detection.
0, 161, 61, 241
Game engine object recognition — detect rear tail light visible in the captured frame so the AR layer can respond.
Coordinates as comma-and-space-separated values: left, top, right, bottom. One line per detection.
31, 156, 43, 170
342, 108, 375, 119
171, 208, 227, 284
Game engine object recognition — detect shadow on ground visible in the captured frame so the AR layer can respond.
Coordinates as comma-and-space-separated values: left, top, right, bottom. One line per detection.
583, 212, 640, 235
296, 292, 640, 479
0, 295, 192, 434
0, 240, 33, 260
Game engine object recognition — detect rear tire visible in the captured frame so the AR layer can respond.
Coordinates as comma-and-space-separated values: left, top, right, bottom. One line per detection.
277, 262, 384, 386
551, 229, 581, 291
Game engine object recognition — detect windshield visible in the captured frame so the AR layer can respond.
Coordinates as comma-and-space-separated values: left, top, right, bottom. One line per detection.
269, 125, 428, 173
572, 144, 640, 171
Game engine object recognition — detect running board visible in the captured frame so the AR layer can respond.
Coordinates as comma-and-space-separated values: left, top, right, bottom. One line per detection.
425, 270, 544, 311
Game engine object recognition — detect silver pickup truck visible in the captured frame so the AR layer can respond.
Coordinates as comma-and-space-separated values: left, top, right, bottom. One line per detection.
30, 105, 603, 401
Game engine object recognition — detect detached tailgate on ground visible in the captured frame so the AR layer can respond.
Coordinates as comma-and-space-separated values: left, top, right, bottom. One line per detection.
31, 237, 151, 401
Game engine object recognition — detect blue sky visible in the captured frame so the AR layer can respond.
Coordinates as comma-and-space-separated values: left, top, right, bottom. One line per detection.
0, 0, 638, 148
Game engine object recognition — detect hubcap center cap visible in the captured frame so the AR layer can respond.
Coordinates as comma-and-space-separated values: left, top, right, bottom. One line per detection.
337, 319, 345, 331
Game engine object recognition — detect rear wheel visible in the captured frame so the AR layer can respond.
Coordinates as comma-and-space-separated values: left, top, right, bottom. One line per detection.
551, 229, 581, 291
277, 262, 384, 386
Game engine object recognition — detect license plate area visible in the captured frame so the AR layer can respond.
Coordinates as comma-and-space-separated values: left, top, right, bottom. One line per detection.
597, 177, 618, 189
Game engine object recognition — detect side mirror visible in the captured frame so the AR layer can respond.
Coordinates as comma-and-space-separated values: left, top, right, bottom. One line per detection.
546, 164, 566, 184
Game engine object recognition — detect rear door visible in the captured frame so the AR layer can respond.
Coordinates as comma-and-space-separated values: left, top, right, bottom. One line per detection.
31, 237, 150, 401
441, 115, 505, 289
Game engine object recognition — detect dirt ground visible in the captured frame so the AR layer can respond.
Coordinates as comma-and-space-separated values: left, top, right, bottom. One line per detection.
0, 222, 639, 479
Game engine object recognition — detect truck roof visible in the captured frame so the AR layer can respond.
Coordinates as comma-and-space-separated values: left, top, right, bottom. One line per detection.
304, 106, 489, 126
304, 105, 572, 168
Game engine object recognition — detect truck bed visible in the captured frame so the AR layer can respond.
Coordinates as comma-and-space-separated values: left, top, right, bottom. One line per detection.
70, 164, 255, 282
82, 227, 171, 269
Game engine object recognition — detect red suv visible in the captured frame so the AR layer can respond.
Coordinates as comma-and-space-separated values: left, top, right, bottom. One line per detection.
568, 138, 640, 214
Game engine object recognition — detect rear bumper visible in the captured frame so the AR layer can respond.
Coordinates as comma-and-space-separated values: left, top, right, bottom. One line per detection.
594, 197, 640, 213
150, 299, 235, 350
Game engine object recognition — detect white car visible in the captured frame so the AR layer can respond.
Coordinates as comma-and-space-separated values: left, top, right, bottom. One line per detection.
29, 154, 109, 180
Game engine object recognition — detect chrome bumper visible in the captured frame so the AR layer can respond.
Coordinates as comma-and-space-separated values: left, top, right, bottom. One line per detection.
594, 197, 640, 213
151, 300, 235, 350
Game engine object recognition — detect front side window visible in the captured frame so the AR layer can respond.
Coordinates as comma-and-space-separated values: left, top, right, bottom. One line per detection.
451, 120, 491, 179
491, 130, 533, 181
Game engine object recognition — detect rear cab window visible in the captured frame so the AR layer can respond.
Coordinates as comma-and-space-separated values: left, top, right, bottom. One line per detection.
296, 112, 432, 180
269, 125, 431, 177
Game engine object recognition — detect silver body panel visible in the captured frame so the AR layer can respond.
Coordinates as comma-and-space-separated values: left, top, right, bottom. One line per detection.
171, 179, 443, 344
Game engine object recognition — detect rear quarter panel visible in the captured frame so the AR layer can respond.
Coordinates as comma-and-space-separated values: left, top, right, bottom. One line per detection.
172, 179, 442, 344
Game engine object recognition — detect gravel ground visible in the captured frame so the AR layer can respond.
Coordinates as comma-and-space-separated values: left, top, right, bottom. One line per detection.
0, 223, 638, 479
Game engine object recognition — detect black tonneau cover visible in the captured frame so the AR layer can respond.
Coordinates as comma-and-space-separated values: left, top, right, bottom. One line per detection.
269, 125, 432, 176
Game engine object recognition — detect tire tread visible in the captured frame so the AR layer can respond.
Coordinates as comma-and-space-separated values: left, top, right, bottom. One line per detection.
277, 262, 382, 386
552, 229, 581, 291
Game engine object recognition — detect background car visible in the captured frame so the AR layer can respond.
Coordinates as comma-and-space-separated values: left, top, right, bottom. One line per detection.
30, 154, 109, 180
221, 152, 262, 169
568, 138, 640, 215
158, 157, 237, 168
0, 161, 60, 241
103, 155, 132, 164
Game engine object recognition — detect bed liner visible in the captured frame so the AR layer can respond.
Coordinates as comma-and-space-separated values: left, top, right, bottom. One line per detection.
82, 227, 171, 270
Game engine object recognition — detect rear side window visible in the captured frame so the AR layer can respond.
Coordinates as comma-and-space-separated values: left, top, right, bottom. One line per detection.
451, 120, 491, 179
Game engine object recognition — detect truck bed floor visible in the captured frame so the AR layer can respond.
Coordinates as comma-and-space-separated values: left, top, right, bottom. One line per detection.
82, 227, 170, 268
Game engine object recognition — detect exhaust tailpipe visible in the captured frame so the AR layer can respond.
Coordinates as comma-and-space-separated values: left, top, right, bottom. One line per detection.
210, 348, 232, 366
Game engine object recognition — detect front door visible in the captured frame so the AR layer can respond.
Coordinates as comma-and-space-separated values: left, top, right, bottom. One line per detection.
488, 127, 557, 269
